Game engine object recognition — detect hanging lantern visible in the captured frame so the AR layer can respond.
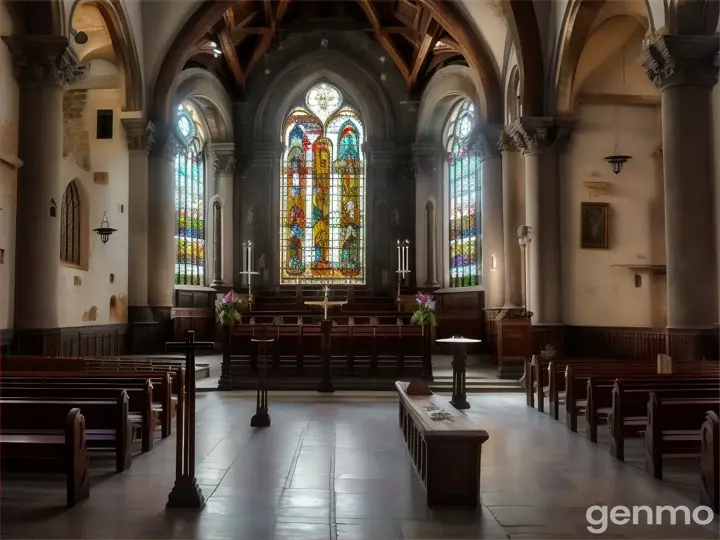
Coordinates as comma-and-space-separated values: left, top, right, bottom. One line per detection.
604, 155, 631, 175
93, 211, 117, 244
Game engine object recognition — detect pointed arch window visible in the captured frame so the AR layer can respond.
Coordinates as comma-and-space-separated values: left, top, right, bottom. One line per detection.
174, 102, 206, 285
60, 180, 81, 265
445, 100, 480, 287
280, 82, 366, 284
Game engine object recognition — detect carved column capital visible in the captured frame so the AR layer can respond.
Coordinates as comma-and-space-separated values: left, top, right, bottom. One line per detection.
497, 129, 520, 153
152, 130, 181, 161
122, 118, 155, 152
506, 117, 557, 155
2, 35, 86, 87
363, 142, 396, 167
641, 33, 719, 90
212, 152, 236, 176
411, 142, 443, 174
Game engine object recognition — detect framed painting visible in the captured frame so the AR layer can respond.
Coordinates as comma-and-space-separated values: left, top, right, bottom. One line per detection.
580, 202, 609, 249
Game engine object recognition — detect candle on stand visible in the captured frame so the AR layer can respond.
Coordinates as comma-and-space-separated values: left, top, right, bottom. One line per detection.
242, 241, 247, 273
396, 239, 401, 272
247, 241, 253, 273
403, 240, 409, 273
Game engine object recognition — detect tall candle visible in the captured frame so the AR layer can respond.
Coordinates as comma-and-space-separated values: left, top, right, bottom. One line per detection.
404, 241, 409, 272
248, 241, 253, 273
242, 242, 247, 273
397, 239, 401, 271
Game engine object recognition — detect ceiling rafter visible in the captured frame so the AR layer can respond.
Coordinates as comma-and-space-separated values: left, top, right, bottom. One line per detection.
355, 0, 411, 84
218, 26, 245, 90
409, 21, 440, 90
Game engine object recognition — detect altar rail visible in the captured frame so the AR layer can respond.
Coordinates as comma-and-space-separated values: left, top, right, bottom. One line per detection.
226, 319, 429, 390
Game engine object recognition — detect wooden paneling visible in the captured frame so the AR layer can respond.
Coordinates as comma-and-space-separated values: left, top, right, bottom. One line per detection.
0, 329, 14, 354
171, 308, 215, 343
174, 289, 216, 308
435, 290, 484, 353
11, 324, 128, 357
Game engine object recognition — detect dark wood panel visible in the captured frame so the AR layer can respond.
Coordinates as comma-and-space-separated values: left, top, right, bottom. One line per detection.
174, 289, 216, 308
435, 291, 484, 354
11, 324, 127, 357
171, 308, 215, 343
0, 329, 14, 354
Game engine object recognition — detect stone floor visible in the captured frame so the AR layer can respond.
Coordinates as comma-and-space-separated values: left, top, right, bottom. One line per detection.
2, 392, 718, 539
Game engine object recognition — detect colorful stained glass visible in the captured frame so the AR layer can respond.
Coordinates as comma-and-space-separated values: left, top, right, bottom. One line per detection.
280, 83, 365, 284
446, 101, 480, 287
174, 103, 206, 285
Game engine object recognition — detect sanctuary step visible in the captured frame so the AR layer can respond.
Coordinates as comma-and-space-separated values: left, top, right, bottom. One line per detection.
429, 375, 522, 394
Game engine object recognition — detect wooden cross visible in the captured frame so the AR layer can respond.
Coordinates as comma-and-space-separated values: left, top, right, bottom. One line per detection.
166, 330, 214, 508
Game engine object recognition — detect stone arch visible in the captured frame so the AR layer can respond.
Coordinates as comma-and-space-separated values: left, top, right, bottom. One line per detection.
553, 0, 657, 116
506, 65, 521, 123
60, 178, 90, 270
253, 49, 392, 142
174, 68, 234, 143
416, 65, 480, 145
505, 0, 545, 117
151, 0, 502, 126
69, 0, 143, 111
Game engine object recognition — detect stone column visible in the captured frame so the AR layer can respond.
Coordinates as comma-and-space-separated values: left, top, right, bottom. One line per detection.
477, 133, 504, 309
147, 131, 178, 316
497, 130, 524, 312
507, 117, 566, 325
122, 119, 154, 317
642, 33, 719, 338
209, 143, 235, 288
3, 36, 79, 329
424, 200, 439, 287
365, 143, 396, 292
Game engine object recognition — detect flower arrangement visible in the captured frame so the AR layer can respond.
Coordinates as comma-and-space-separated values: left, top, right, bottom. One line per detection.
215, 290, 244, 326
411, 292, 437, 326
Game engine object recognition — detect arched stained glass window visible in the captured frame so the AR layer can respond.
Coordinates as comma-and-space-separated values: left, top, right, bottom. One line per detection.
174, 102, 206, 285
280, 82, 365, 284
446, 100, 480, 287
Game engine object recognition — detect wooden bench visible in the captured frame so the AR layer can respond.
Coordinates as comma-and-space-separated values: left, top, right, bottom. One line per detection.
587, 378, 719, 449
0, 380, 155, 452
700, 411, 719, 512
395, 381, 489, 508
563, 362, 720, 431
0, 405, 90, 507
0, 370, 182, 438
644, 393, 720, 480
0, 391, 132, 473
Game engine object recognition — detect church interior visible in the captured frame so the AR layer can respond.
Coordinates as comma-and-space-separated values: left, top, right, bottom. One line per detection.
1, 0, 720, 538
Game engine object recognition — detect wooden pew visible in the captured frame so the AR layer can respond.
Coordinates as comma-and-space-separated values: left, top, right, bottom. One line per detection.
644, 393, 720, 480
700, 411, 719, 513
0, 370, 181, 438
563, 362, 720, 431
395, 381, 489, 508
586, 377, 719, 448
0, 406, 90, 507
0, 380, 155, 452
0, 391, 132, 473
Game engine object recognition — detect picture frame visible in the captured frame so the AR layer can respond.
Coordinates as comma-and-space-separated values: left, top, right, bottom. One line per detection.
580, 202, 609, 249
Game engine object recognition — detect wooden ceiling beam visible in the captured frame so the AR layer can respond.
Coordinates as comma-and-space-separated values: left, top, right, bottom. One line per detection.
229, 25, 272, 42
409, 20, 440, 90
356, 0, 411, 84
218, 28, 245, 90
427, 50, 459, 72
245, 32, 273, 75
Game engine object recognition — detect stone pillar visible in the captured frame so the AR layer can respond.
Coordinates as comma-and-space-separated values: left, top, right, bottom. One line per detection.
122, 119, 157, 351
497, 130, 524, 312
478, 134, 504, 309
507, 117, 566, 325
210, 143, 235, 288
147, 132, 178, 317
424, 200, 439, 287
642, 33, 719, 350
365, 143, 396, 293
3, 36, 79, 329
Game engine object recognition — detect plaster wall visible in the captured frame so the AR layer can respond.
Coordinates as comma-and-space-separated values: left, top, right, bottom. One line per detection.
561, 104, 664, 327
0, 4, 19, 330
57, 89, 129, 327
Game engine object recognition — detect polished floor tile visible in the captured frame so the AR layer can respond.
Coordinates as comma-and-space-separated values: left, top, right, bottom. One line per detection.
2, 391, 718, 539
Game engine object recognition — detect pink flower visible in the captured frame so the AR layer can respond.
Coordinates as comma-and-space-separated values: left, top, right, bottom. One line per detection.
223, 290, 234, 303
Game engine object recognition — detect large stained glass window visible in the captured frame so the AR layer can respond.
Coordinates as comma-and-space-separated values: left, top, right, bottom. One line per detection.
174, 102, 206, 285
280, 82, 366, 284
446, 100, 480, 287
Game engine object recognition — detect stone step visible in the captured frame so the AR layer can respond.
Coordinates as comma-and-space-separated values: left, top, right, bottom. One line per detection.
430, 376, 522, 393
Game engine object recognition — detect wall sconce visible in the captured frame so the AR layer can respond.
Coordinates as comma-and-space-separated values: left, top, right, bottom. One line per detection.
604, 155, 631, 175
490, 254, 497, 271
93, 211, 117, 244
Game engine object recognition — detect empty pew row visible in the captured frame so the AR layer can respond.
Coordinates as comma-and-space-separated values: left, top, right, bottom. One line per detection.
1, 355, 197, 376
0, 406, 90, 508
563, 362, 720, 431
0, 370, 184, 438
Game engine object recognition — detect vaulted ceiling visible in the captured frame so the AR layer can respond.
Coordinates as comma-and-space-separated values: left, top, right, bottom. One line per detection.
186, 0, 467, 94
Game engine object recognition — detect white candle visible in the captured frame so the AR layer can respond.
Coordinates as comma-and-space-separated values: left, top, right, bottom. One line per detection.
242, 242, 247, 273
404, 241, 409, 273
397, 240, 401, 271
248, 242, 253, 273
